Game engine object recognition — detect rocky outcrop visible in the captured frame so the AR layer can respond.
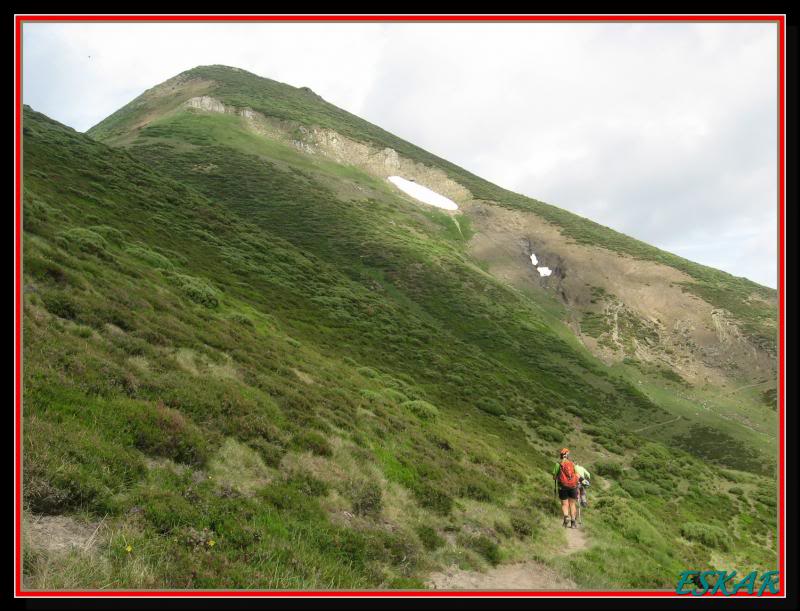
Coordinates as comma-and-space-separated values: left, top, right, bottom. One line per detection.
181, 96, 471, 205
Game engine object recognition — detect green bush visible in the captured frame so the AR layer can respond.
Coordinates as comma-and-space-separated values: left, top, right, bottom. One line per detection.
287, 470, 329, 497
124, 244, 174, 269
510, 514, 534, 538
380, 388, 408, 404
595, 497, 668, 550
412, 482, 453, 515
476, 398, 506, 416
246, 438, 285, 468
41, 291, 79, 320
494, 520, 512, 538
56, 227, 110, 258
227, 312, 254, 327
619, 479, 662, 499
416, 524, 445, 550
465, 534, 501, 566
89, 225, 125, 246
536, 425, 564, 443
25, 256, 71, 285
402, 400, 439, 421
345, 479, 383, 517
458, 475, 498, 502
680, 522, 730, 550
291, 430, 333, 456
168, 273, 220, 308
258, 481, 320, 519
594, 460, 623, 479
129, 401, 208, 466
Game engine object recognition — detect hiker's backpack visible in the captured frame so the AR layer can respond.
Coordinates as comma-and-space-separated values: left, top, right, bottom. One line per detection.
558, 459, 579, 489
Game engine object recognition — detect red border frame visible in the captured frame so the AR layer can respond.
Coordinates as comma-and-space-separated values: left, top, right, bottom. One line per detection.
13, 13, 786, 599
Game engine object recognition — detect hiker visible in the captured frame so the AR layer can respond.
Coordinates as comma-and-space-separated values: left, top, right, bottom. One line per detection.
552, 448, 580, 528
574, 463, 591, 507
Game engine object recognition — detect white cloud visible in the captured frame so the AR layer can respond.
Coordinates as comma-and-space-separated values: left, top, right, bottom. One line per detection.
21, 20, 779, 288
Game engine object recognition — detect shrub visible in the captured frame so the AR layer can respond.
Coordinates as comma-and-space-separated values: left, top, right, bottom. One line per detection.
459, 475, 497, 502
125, 244, 174, 269
291, 430, 333, 457
25, 256, 71, 285
465, 534, 501, 566
89, 225, 125, 246
168, 273, 220, 308
41, 291, 78, 320
596, 497, 667, 550
246, 438, 285, 468
416, 525, 445, 550
402, 400, 439, 421
594, 460, 623, 479
345, 479, 383, 517
494, 520, 512, 538
536, 425, 564, 443
56, 228, 111, 258
510, 514, 537, 538
477, 398, 506, 416
287, 470, 329, 497
632, 443, 673, 479
359, 389, 387, 406
228, 312, 254, 327
377, 528, 422, 567
412, 483, 453, 515
258, 481, 319, 519
680, 522, 730, 550
129, 400, 208, 466
620, 479, 662, 499
380, 388, 408, 404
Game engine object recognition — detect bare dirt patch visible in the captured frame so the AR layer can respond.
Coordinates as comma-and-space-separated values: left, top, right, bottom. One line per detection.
461, 200, 775, 387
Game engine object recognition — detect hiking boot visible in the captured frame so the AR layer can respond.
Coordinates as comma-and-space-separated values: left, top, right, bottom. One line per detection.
571, 519, 577, 528
563, 517, 570, 528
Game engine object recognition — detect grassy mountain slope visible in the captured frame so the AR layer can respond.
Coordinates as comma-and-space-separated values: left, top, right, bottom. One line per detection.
22, 68, 776, 591
89, 65, 777, 356
87, 66, 778, 463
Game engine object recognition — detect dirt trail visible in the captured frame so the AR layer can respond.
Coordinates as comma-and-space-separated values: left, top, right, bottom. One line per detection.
428, 560, 576, 590
632, 416, 681, 433
561, 523, 587, 555
427, 520, 588, 590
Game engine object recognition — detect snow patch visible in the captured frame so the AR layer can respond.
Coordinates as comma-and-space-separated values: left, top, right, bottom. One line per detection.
388, 176, 459, 210
529, 249, 552, 277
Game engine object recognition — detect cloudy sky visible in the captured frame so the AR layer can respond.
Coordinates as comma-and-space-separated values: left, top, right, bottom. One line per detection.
22, 20, 779, 288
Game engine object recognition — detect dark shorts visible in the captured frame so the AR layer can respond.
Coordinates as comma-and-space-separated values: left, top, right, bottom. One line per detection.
558, 486, 578, 500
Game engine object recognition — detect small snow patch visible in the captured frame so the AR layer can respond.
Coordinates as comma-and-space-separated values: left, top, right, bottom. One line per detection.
388, 176, 458, 210
529, 249, 552, 277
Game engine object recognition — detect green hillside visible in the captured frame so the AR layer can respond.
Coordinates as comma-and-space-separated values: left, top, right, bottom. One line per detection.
90, 65, 777, 355
21, 68, 777, 592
